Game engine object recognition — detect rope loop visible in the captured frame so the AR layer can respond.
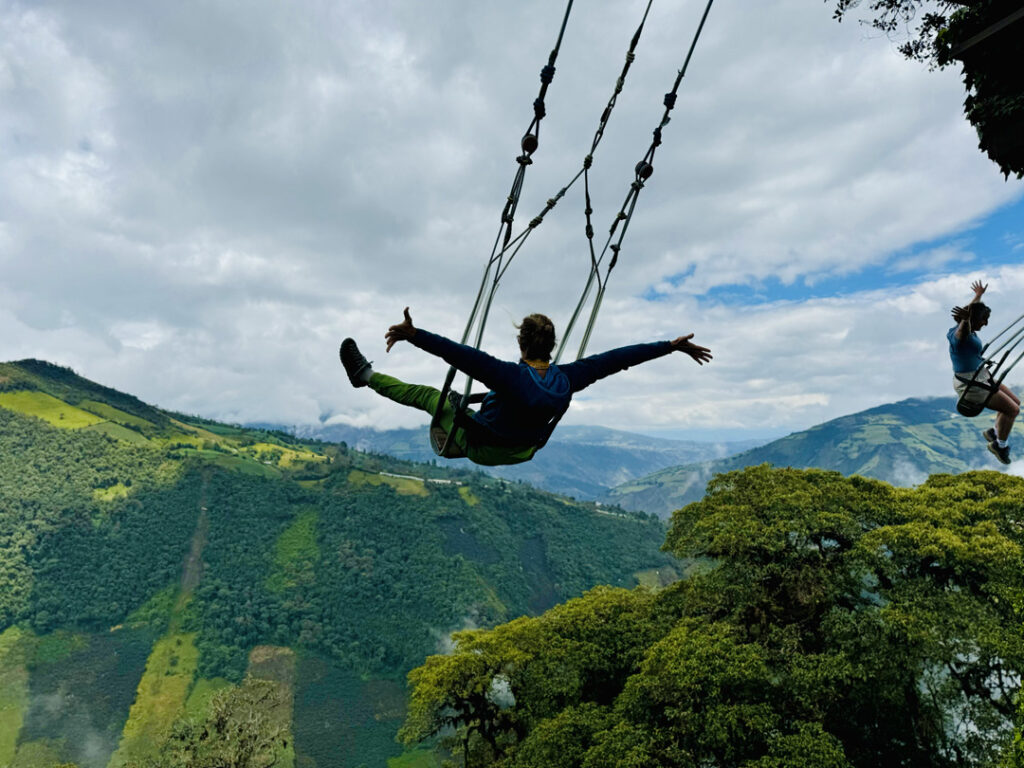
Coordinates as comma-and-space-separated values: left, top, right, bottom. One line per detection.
517, 152, 534, 167
540, 64, 556, 84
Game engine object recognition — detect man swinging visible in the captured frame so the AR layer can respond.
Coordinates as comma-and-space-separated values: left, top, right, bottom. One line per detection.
340, 308, 712, 466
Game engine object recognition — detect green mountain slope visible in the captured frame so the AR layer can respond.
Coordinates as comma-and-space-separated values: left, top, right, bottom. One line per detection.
0, 360, 674, 768
603, 396, 1018, 518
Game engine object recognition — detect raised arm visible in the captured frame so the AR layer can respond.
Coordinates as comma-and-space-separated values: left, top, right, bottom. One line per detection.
384, 308, 521, 391
561, 334, 712, 392
951, 280, 986, 340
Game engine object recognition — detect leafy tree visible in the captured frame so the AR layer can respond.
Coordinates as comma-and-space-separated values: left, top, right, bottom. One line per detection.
123, 679, 290, 768
403, 467, 1024, 767
830, 0, 1024, 177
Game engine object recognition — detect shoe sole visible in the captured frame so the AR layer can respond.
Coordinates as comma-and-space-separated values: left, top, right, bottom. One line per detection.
339, 339, 370, 388
987, 442, 1011, 465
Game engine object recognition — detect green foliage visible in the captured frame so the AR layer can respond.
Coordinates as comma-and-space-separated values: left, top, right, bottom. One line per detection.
830, 0, 1024, 178
122, 679, 290, 768
404, 466, 1024, 767
0, 362, 674, 764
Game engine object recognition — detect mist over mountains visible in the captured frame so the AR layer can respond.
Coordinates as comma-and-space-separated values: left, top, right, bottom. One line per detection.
273, 421, 765, 501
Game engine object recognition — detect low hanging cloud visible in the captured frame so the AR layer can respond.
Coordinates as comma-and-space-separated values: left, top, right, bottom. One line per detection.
0, 0, 1021, 437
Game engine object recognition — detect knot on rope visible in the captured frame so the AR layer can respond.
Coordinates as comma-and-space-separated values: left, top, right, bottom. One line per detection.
616, 212, 628, 221
585, 223, 594, 238
517, 154, 534, 169
626, 51, 636, 64
664, 92, 677, 109
540, 64, 555, 84
583, 154, 593, 169
546, 198, 557, 208
530, 216, 543, 228
635, 161, 653, 180
652, 127, 663, 147
521, 133, 539, 154
533, 97, 547, 120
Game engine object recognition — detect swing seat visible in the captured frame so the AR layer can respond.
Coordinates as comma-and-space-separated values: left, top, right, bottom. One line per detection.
430, 425, 466, 458
954, 369, 999, 418
956, 398, 986, 418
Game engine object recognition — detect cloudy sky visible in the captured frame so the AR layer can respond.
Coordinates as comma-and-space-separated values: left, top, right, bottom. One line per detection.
2, 0, 1022, 441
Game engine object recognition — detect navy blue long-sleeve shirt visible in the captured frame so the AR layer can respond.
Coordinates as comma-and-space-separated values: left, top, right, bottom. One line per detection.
411, 329, 674, 446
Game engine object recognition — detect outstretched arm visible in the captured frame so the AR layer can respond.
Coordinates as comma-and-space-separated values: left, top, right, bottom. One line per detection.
384, 307, 520, 391
562, 334, 712, 392
951, 280, 986, 340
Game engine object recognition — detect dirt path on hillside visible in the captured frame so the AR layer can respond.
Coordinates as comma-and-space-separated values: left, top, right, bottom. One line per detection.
177, 470, 210, 607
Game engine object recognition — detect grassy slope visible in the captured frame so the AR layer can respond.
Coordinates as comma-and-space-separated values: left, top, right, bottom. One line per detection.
107, 632, 200, 767
0, 627, 32, 764
266, 507, 320, 593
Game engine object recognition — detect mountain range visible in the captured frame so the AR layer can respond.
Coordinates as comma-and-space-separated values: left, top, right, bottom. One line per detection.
280, 421, 764, 500
602, 395, 1018, 517
288, 394, 1018, 520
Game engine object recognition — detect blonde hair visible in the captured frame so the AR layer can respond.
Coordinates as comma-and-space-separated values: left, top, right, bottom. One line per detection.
516, 314, 556, 361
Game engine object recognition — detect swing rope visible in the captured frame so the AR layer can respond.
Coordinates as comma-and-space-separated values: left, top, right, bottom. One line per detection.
431, 0, 576, 456
557, 0, 716, 362
431, 0, 716, 456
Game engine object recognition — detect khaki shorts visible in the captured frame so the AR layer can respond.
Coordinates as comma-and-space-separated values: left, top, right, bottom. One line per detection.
954, 367, 994, 405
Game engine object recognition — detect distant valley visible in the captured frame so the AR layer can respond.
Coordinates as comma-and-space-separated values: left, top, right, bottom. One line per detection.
277, 421, 765, 501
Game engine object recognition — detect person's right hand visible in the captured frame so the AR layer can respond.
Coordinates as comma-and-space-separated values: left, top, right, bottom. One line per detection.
670, 333, 712, 365
971, 280, 987, 298
385, 307, 417, 352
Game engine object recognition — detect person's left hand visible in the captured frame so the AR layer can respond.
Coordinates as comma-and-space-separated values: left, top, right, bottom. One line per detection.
670, 334, 712, 365
385, 307, 417, 352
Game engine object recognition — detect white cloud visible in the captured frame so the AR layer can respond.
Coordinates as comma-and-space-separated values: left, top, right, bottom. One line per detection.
0, 0, 1022, 438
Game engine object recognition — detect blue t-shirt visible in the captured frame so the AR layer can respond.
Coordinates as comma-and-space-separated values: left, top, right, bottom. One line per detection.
947, 326, 984, 373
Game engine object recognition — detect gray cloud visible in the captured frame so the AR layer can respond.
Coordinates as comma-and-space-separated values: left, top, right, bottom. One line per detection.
1, 0, 1021, 437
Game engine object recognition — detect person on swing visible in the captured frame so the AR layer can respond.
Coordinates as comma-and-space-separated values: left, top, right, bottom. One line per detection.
949, 279, 1020, 464
340, 308, 712, 466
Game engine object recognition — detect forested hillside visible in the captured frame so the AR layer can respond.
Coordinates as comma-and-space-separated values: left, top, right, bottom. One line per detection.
403, 466, 1024, 768
0, 360, 674, 768
605, 396, 1020, 517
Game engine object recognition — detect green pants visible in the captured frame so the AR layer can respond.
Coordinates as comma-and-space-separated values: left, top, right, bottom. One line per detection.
368, 373, 537, 466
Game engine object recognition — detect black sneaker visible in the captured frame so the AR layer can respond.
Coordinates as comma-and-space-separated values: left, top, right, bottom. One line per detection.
988, 441, 1011, 465
339, 338, 372, 388
983, 428, 997, 444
